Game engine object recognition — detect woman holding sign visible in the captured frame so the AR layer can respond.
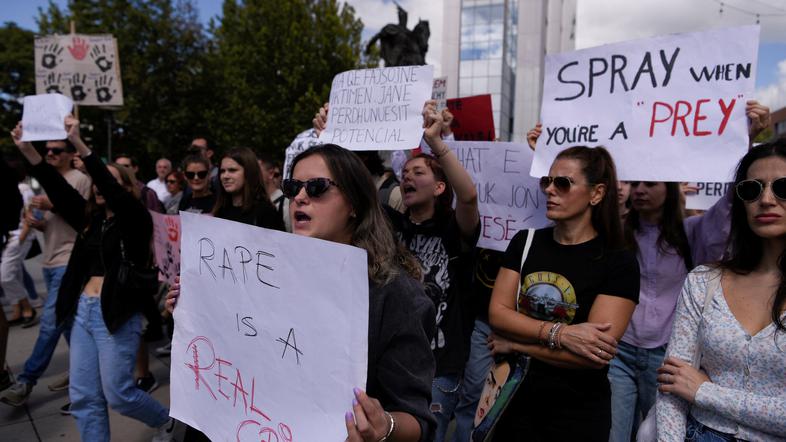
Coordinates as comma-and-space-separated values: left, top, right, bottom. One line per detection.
608, 100, 770, 442
169, 144, 437, 441
487, 146, 640, 441
656, 138, 786, 441
11, 118, 174, 442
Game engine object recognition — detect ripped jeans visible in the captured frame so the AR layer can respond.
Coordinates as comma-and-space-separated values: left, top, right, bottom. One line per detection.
432, 374, 462, 442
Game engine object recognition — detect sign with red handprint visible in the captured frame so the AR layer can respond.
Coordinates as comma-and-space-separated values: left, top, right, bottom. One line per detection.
34, 34, 123, 106
151, 210, 181, 285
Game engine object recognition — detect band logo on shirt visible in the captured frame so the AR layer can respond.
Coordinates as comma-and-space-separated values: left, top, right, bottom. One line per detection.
518, 271, 579, 323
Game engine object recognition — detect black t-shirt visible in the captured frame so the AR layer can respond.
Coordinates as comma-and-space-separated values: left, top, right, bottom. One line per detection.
472, 248, 505, 323
386, 207, 479, 376
179, 193, 216, 214
497, 227, 639, 437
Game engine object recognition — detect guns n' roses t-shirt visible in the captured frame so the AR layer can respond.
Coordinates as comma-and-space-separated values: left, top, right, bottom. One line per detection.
496, 227, 639, 438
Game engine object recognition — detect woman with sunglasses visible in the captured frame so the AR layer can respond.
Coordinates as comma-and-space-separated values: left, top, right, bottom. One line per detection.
11, 117, 174, 441
487, 146, 640, 441
178, 155, 216, 214
212, 147, 284, 230
163, 171, 185, 215
379, 102, 479, 441
656, 138, 786, 441
608, 101, 771, 442
169, 144, 436, 441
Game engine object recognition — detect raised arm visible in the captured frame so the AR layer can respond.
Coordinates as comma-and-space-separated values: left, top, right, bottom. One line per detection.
422, 100, 479, 239
11, 122, 88, 232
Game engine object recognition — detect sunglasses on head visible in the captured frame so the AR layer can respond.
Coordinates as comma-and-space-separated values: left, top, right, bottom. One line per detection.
184, 170, 209, 180
735, 178, 786, 202
539, 176, 579, 193
46, 147, 66, 155
281, 178, 337, 199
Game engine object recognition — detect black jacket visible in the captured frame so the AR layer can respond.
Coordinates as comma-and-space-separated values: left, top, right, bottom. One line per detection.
31, 153, 154, 333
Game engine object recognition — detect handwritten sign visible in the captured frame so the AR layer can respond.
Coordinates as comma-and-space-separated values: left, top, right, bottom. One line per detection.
34, 34, 124, 106
432, 76, 448, 111
150, 211, 181, 285
20, 94, 73, 142
532, 25, 759, 181
170, 213, 369, 441
447, 95, 496, 141
446, 141, 550, 251
685, 182, 732, 211
319, 65, 434, 151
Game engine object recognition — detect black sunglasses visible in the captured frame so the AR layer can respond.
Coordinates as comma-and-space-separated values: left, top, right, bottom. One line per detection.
281, 178, 337, 199
166, 179, 178, 184
46, 147, 66, 155
184, 170, 209, 180
539, 176, 580, 193
735, 178, 786, 202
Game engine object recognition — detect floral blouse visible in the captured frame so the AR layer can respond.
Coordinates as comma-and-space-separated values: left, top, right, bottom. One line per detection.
656, 266, 786, 441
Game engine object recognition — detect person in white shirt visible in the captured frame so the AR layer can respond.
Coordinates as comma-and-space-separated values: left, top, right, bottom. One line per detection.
146, 158, 172, 204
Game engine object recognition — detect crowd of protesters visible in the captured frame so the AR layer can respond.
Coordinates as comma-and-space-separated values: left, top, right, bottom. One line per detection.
0, 97, 784, 442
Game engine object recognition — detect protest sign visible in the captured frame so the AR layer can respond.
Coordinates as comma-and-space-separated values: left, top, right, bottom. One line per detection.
433, 76, 448, 110
319, 65, 434, 151
170, 213, 369, 441
34, 34, 123, 106
685, 182, 732, 211
20, 94, 73, 142
532, 25, 759, 182
446, 95, 496, 142
446, 141, 550, 251
150, 211, 181, 285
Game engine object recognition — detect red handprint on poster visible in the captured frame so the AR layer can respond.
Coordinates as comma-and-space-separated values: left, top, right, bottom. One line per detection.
67, 36, 89, 60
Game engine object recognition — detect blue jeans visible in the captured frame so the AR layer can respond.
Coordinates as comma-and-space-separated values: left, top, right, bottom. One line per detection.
686, 414, 738, 441
451, 319, 494, 442
432, 374, 462, 442
17, 266, 70, 386
70, 295, 169, 441
22, 265, 38, 300
608, 341, 666, 442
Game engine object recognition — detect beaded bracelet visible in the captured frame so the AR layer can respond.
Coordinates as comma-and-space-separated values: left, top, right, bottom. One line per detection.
555, 323, 565, 350
547, 322, 563, 350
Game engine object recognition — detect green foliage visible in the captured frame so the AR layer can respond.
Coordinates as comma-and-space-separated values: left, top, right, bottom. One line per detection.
0, 0, 377, 179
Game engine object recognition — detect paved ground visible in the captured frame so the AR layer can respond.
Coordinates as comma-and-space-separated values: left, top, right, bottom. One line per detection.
0, 256, 178, 441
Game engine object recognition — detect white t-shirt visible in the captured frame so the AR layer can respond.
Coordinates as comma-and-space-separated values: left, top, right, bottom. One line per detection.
147, 177, 171, 203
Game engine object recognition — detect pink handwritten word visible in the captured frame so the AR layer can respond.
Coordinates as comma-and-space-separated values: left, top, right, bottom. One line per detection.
185, 336, 294, 441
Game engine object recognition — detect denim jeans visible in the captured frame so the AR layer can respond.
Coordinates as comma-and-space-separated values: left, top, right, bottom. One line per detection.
608, 341, 666, 442
451, 319, 494, 442
17, 265, 70, 386
70, 295, 169, 441
432, 374, 462, 442
685, 414, 738, 441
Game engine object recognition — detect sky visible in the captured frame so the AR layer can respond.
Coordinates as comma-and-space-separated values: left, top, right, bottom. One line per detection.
4, 0, 786, 110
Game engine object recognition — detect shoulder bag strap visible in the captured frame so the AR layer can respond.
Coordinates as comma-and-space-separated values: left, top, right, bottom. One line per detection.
692, 268, 721, 368
515, 229, 535, 310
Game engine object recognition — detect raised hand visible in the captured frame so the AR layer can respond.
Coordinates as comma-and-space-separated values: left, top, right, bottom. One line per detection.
313, 103, 329, 136
67, 36, 90, 60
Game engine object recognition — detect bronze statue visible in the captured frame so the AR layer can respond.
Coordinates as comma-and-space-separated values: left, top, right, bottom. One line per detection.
366, 4, 430, 66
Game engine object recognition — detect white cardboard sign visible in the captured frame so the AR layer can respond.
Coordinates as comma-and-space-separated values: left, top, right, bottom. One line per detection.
685, 182, 733, 211
319, 65, 434, 151
432, 76, 448, 111
20, 94, 73, 142
446, 141, 550, 251
532, 26, 759, 182
170, 213, 369, 441
34, 34, 124, 106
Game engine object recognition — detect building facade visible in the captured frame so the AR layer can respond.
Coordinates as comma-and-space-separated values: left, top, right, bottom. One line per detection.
441, 0, 576, 141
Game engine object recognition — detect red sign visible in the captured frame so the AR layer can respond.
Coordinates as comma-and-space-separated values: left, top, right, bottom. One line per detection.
447, 94, 496, 141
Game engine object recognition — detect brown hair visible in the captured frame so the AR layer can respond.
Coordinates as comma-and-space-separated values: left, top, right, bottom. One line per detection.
555, 146, 624, 250
212, 147, 267, 216
290, 144, 421, 284
406, 153, 454, 219
108, 162, 141, 200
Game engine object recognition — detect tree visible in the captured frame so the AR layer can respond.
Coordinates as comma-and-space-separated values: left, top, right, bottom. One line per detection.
0, 23, 35, 152
206, 0, 373, 158
36, 0, 212, 177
